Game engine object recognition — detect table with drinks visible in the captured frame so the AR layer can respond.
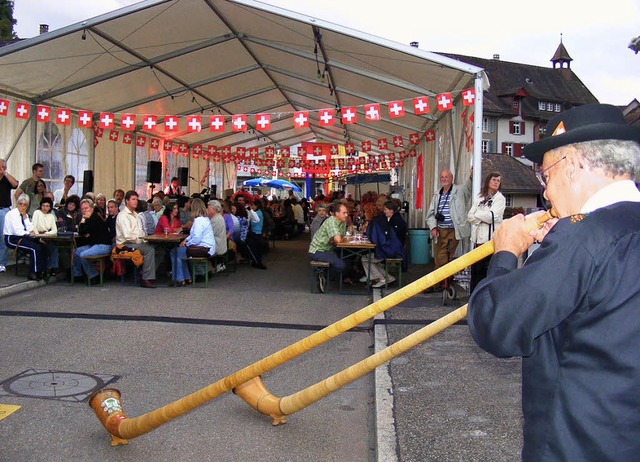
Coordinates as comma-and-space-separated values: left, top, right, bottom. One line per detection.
145, 231, 187, 285
336, 228, 375, 295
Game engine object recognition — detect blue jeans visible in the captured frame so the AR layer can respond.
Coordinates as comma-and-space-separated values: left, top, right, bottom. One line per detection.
74, 244, 113, 278
171, 247, 191, 282
308, 250, 346, 272
0, 207, 9, 266
44, 243, 59, 269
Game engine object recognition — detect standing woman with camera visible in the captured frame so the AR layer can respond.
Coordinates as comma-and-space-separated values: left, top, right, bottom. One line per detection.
467, 171, 505, 293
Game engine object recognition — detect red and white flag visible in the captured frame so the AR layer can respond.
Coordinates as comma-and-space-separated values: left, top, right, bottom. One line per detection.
164, 115, 179, 132
142, 115, 157, 131
461, 87, 475, 106
209, 115, 225, 132
36, 105, 51, 122
122, 133, 133, 145
293, 111, 309, 129
192, 144, 203, 157
409, 133, 420, 145
136, 135, 147, 147
99, 112, 115, 129
413, 96, 430, 115
186, 115, 202, 133
364, 103, 381, 122
150, 138, 160, 149
341, 106, 357, 124
344, 142, 355, 155
120, 113, 136, 131
108, 130, 119, 142
78, 111, 93, 127
15, 102, 30, 119
178, 142, 189, 156
163, 139, 173, 151
280, 147, 290, 157
425, 129, 435, 142
378, 138, 388, 150
393, 136, 404, 148
387, 100, 405, 119
361, 140, 371, 152
56, 108, 71, 125
255, 113, 271, 131
0, 99, 9, 116
318, 108, 334, 126
436, 92, 453, 111
232, 114, 247, 132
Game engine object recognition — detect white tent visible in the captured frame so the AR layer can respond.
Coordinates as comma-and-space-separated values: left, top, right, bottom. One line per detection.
0, 0, 485, 222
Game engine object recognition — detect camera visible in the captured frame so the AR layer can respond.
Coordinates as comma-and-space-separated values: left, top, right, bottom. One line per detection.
435, 212, 445, 222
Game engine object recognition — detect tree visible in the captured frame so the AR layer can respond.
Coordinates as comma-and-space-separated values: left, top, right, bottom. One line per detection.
0, 0, 18, 41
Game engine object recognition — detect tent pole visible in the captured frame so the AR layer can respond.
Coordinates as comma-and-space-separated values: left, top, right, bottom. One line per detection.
5, 113, 34, 162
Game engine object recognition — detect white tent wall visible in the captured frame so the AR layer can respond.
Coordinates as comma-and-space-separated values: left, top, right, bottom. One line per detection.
94, 132, 133, 198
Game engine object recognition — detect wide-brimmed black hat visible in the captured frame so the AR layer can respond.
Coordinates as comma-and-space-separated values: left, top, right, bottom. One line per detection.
523, 103, 640, 163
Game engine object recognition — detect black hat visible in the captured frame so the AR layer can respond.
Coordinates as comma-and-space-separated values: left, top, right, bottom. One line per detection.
523, 103, 640, 164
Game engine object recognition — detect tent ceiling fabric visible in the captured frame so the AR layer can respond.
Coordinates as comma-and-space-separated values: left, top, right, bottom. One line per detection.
0, 0, 484, 156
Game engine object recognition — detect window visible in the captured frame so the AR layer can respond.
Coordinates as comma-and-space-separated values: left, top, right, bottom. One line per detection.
502, 142, 513, 156
513, 144, 523, 157
538, 101, 546, 111
546, 102, 554, 111
37, 123, 88, 195
509, 121, 525, 135
66, 128, 88, 192
482, 116, 492, 133
481, 140, 490, 153
554, 103, 561, 112
512, 99, 519, 109
504, 194, 513, 207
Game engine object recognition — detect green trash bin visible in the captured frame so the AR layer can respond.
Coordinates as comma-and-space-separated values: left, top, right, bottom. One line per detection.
408, 228, 431, 265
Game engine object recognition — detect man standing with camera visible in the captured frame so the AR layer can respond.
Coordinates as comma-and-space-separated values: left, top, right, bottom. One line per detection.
425, 169, 472, 288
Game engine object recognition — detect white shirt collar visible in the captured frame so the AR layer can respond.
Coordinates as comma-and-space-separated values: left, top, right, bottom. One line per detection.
581, 180, 640, 213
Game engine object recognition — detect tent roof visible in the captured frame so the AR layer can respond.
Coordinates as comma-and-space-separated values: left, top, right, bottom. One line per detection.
0, 0, 484, 155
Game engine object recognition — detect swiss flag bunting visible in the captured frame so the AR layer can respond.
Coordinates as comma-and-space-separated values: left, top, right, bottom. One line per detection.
99, 112, 115, 129
387, 100, 405, 119
186, 115, 202, 133
36, 105, 51, 122
142, 115, 157, 131
409, 133, 420, 145
378, 138, 388, 150
413, 96, 430, 115
393, 136, 404, 148
108, 130, 119, 142
318, 108, 334, 126
232, 114, 247, 132
122, 133, 133, 145
293, 111, 309, 129
255, 113, 271, 131
436, 92, 453, 111
341, 107, 357, 124
210, 115, 225, 132
56, 108, 71, 125
163, 139, 173, 151
364, 103, 381, 122
178, 142, 189, 156
0, 99, 9, 116
425, 129, 435, 142
164, 115, 179, 132
461, 88, 475, 106
15, 102, 29, 119
150, 138, 160, 149
136, 135, 146, 147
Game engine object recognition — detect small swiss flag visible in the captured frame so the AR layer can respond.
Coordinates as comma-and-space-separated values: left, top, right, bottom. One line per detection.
186, 115, 202, 133
387, 101, 405, 119
99, 112, 115, 129
150, 138, 160, 149
364, 103, 381, 122
461, 88, 475, 106
293, 111, 309, 129
341, 107, 357, 124
56, 108, 71, 125
136, 135, 147, 147
142, 115, 157, 131
280, 147, 290, 158
393, 136, 404, 148
163, 139, 173, 151
378, 138, 388, 150
361, 140, 371, 152
425, 130, 435, 142
122, 133, 133, 145
192, 144, 203, 157
0, 99, 9, 116
209, 115, 225, 132
344, 142, 355, 155
409, 133, 420, 145
413, 96, 430, 115
232, 114, 247, 132
164, 115, 179, 132
436, 93, 453, 111
120, 113, 136, 131
255, 113, 271, 131
36, 105, 51, 122
178, 142, 189, 156
15, 102, 30, 119
78, 111, 93, 127
108, 130, 119, 142
318, 108, 334, 126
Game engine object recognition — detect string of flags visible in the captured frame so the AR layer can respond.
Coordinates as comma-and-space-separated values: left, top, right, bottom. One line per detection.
0, 88, 476, 177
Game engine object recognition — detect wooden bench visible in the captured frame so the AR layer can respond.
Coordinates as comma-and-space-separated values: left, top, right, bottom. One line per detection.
310, 260, 331, 293
187, 256, 211, 288
384, 258, 403, 289
80, 254, 111, 287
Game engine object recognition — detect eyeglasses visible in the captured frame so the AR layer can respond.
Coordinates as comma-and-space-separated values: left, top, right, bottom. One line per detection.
535, 156, 566, 187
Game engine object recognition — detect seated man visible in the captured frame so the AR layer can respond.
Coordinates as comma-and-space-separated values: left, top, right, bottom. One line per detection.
74, 198, 113, 284
308, 201, 348, 279
207, 200, 228, 257
115, 190, 156, 288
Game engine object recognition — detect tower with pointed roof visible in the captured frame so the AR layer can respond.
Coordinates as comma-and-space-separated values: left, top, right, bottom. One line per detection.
551, 34, 573, 69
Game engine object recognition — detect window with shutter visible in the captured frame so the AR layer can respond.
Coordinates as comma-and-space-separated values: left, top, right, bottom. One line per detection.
513, 144, 523, 157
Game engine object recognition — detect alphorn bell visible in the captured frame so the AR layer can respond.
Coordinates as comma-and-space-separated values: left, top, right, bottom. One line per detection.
89, 210, 556, 445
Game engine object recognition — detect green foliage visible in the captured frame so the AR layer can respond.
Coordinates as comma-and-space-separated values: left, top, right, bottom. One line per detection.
0, 0, 18, 40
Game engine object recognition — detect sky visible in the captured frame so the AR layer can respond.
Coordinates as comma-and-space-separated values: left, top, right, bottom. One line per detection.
11, 0, 640, 106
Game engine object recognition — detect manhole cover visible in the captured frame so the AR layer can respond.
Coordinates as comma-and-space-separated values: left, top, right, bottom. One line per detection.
0, 369, 119, 402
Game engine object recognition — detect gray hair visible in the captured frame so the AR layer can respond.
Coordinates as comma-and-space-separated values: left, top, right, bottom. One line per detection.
563, 139, 640, 181
17, 193, 30, 205
80, 198, 95, 208
152, 198, 163, 207
315, 203, 328, 211
207, 199, 222, 212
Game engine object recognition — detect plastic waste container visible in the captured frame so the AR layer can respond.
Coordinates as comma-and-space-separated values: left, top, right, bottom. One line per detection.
408, 228, 431, 265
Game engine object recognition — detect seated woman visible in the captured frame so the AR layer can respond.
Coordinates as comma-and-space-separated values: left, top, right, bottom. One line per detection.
74, 198, 113, 284
3, 194, 49, 280
31, 196, 59, 276
154, 201, 182, 235
56, 194, 81, 232
174, 198, 216, 286
27, 179, 47, 217
362, 200, 407, 288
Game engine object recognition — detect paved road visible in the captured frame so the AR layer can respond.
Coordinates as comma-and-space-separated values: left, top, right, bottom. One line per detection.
0, 235, 523, 461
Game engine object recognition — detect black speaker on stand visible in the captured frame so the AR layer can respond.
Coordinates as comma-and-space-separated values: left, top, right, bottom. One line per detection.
210, 184, 217, 198
146, 161, 162, 197
82, 170, 94, 197
177, 167, 188, 187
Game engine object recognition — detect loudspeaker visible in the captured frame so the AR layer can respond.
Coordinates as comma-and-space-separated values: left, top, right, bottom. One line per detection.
82, 170, 94, 197
177, 167, 188, 186
210, 184, 217, 198
146, 161, 162, 183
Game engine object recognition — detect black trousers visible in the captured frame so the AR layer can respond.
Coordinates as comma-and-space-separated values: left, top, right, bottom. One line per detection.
5, 235, 48, 274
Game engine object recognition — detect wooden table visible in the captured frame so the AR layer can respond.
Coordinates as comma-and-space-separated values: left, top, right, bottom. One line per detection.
38, 233, 77, 284
336, 237, 375, 295
145, 233, 187, 284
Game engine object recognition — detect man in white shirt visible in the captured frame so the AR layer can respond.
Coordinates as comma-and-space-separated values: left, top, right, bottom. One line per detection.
53, 175, 76, 207
115, 190, 157, 288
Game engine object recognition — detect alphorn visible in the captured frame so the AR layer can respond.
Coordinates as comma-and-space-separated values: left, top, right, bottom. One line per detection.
90, 210, 556, 445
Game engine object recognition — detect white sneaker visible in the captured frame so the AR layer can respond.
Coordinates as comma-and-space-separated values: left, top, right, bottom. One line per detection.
359, 275, 368, 282
0, 265, 5, 273
216, 263, 226, 273
372, 279, 386, 288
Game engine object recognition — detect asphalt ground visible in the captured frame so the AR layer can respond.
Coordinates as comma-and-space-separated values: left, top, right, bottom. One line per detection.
0, 234, 523, 461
